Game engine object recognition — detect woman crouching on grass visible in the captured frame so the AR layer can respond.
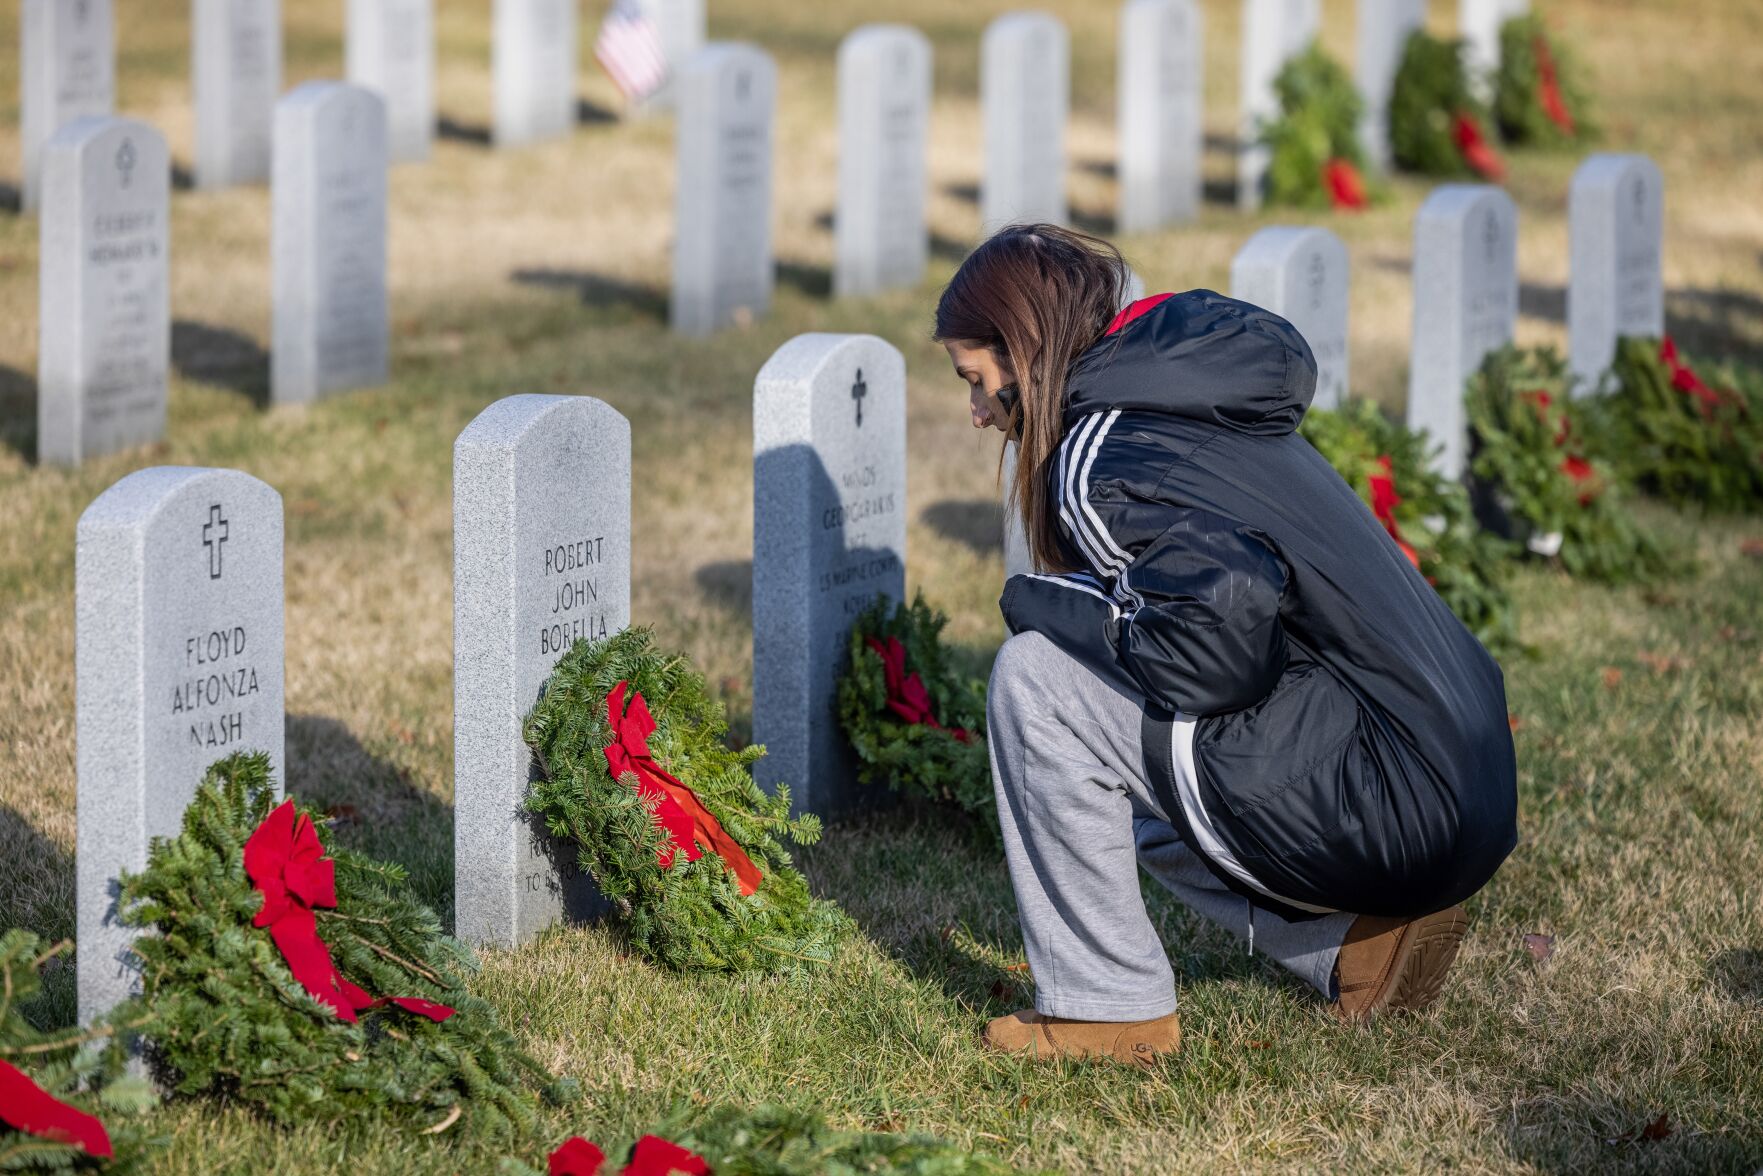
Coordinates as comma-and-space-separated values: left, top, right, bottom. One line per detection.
938, 225, 1518, 1066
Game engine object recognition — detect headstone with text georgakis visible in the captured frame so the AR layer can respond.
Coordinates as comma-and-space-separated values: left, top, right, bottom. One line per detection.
77, 466, 285, 1022
493, 0, 577, 147
1355, 0, 1426, 171
1118, 0, 1202, 234
454, 395, 631, 949
1568, 153, 1665, 391
272, 82, 389, 407
1230, 226, 1350, 410
981, 12, 1068, 234
671, 44, 776, 336
38, 116, 169, 467
633, 0, 706, 115
20, 0, 114, 213
1238, 0, 1318, 212
835, 25, 932, 299
193, 0, 281, 188
1407, 184, 1518, 480
753, 334, 906, 821
347, 0, 434, 163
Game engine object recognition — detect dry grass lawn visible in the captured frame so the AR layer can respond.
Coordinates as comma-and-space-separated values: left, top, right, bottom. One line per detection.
1, 0, 1762, 1172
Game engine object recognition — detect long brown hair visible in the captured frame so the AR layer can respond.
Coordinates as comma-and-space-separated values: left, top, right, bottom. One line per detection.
934, 224, 1129, 574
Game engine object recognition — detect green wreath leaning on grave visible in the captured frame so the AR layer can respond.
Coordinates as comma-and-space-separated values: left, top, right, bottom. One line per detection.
1463, 345, 1678, 584
116, 753, 571, 1133
1493, 11, 1596, 149
1259, 42, 1383, 211
522, 626, 850, 974
837, 593, 994, 837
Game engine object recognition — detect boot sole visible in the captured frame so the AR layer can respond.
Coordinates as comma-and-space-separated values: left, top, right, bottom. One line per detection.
1378, 906, 1469, 1014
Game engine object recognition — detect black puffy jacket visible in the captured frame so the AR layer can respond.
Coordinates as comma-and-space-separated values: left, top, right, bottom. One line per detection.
998, 289, 1518, 920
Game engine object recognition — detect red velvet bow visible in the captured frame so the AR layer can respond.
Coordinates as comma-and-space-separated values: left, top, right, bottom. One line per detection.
0, 1058, 112, 1159
1366, 455, 1424, 573
548, 1134, 710, 1176
1452, 112, 1506, 182
864, 636, 974, 744
1534, 35, 1575, 135
1660, 336, 1729, 420
1518, 390, 1601, 506
1322, 158, 1368, 211
244, 801, 455, 1024
604, 683, 763, 897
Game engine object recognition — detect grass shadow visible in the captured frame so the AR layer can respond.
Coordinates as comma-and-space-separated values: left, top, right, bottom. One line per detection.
1069, 204, 1117, 236
0, 180, 19, 213
172, 319, 270, 406
509, 267, 668, 323
1707, 947, 1763, 1002
286, 713, 456, 924
170, 161, 195, 191
436, 114, 492, 146
694, 558, 753, 615
921, 498, 1003, 557
942, 180, 979, 207
776, 260, 832, 299
577, 98, 618, 126
1077, 159, 1116, 181
1520, 280, 1566, 325
0, 804, 76, 1028
0, 363, 38, 461
1668, 286, 1763, 369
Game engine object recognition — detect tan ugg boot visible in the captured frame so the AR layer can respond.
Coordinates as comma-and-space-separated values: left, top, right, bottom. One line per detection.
1331, 905, 1469, 1022
981, 1009, 1181, 1069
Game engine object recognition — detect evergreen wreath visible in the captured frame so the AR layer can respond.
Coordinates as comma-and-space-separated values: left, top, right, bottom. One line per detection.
1464, 345, 1675, 583
0, 932, 156, 1171
1259, 42, 1379, 211
1587, 336, 1763, 512
523, 627, 850, 974
1494, 11, 1595, 148
117, 753, 570, 1133
1300, 399, 1523, 654
837, 593, 993, 834
1388, 30, 1506, 181
523, 1104, 1028, 1176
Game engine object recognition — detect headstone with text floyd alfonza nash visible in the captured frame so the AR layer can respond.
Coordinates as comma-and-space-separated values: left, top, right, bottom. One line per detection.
38, 115, 169, 467
453, 394, 631, 949
753, 334, 906, 822
1406, 184, 1518, 480
77, 466, 285, 1023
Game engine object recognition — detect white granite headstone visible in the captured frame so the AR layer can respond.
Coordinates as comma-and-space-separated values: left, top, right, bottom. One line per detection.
834, 25, 932, 299
1118, 0, 1202, 233
1460, 0, 1528, 97
37, 116, 169, 467
1406, 184, 1518, 479
493, 0, 577, 147
193, 0, 281, 189
753, 334, 906, 821
1568, 154, 1665, 392
77, 466, 285, 1022
671, 44, 775, 336
1231, 226, 1350, 410
981, 12, 1068, 234
19, 0, 114, 213
454, 394, 631, 949
1237, 0, 1319, 211
271, 82, 389, 406
632, 0, 706, 115
346, 0, 434, 163
1355, 0, 1426, 172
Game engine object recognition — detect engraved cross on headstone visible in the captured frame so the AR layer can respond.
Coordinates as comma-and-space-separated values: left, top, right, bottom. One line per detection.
202, 504, 229, 580
851, 368, 867, 427
115, 139, 137, 189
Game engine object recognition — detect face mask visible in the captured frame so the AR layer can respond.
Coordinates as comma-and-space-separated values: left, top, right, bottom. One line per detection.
993, 382, 1020, 421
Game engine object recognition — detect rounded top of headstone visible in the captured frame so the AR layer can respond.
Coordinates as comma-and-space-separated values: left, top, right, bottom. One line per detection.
680, 41, 776, 81
456, 394, 629, 452
77, 466, 280, 534
756, 333, 904, 391
984, 10, 1066, 41
278, 79, 386, 119
838, 22, 933, 54
1570, 152, 1662, 192
47, 113, 166, 160
1233, 225, 1347, 269
1415, 182, 1516, 224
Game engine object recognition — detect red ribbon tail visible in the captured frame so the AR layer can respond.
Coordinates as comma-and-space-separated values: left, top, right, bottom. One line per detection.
646, 763, 764, 897
269, 907, 360, 1023
0, 1058, 114, 1159
622, 1135, 711, 1176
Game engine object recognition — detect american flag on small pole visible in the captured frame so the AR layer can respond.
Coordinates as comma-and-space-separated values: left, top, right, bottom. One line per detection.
594, 0, 670, 105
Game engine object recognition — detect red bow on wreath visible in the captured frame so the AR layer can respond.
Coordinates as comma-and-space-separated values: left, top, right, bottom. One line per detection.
864, 636, 974, 745
550, 1133, 711, 1176
1452, 112, 1506, 182
244, 801, 456, 1024
1521, 390, 1601, 506
1660, 336, 1733, 420
1322, 158, 1368, 211
1366, 455, 1425, 575
604, 683, 763, 897
1533, 34, 1575, 135
0, 1059, 112, 1159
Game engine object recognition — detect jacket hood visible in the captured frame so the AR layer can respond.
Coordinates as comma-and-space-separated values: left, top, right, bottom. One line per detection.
1063, 289, 1317, 436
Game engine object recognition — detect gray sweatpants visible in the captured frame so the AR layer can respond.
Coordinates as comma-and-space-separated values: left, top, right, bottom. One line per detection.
987, 630, 1357, 1021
